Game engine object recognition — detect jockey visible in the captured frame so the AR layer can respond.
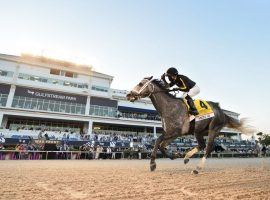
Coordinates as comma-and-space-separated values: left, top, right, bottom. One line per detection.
161, 67, 200, 115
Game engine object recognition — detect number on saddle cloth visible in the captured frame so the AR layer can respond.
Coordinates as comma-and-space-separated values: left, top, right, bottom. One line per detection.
199, 100, 208, 110
186, 99, 215, 122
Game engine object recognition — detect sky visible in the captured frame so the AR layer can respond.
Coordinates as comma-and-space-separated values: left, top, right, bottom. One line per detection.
0, 0, 269, 133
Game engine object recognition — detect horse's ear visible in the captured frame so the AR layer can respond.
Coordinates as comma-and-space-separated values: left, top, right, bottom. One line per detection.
144, 76, 153, 80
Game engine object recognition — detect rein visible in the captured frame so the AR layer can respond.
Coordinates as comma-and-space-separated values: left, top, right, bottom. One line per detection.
131, 79, 175, 99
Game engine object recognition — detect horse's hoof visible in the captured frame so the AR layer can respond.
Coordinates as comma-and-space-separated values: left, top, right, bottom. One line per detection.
192, 170, 199, 175
170, 153, 180, 160
150, 163, 156, 171
184, 159, 189, 164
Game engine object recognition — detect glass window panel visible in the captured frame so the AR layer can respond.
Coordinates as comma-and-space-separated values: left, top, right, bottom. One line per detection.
0, 99, 4, 106
19, 96, 26, 101
89, 106, 94, 115
104, 108, 109, 116
18, 99, 25, 108
71, 105, 76, 113
42, 103, 49, 110
0, 71, 7, 76
50, 68, 60, 75
54, 103, 60, 112
48, 103, 54, 111
76, 106, 82, 114
94, 107, 99, 115
24, 100, 31, 109
60, 104, 65, 112
12, 99, 18, 107
81, 107, 85, 114
31, 100, 37, 109
37, 100, 43, 110
65, 104, 71, 113
41, 78, 47, 83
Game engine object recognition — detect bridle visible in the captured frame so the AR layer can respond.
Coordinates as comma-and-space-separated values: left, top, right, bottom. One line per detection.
131, 79, 155, 99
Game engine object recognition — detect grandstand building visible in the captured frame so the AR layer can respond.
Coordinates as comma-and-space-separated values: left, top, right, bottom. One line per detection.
0, 53, 241, 141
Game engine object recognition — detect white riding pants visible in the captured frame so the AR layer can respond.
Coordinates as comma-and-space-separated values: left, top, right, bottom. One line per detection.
182, 85, 200, 98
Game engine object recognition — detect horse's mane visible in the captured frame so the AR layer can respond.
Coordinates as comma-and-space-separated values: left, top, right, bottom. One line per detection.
152, 79, 167, 89
152, 79, 179, 99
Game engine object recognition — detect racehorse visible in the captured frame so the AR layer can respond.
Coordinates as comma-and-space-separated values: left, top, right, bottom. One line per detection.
126, 76, 251, 174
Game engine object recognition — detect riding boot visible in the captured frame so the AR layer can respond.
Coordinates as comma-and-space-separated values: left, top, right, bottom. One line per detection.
185, 95, 199, 116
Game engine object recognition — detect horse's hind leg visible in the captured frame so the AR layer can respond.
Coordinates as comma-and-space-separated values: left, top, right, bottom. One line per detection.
159, 134, 180, 160
184, 132, 206, 164
192, 127, 222, 174
150, 135, 164, 171
183, 147, 199, 164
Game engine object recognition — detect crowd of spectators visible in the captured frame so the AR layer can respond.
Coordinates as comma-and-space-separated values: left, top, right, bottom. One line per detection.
0, 127, 269, 160
91, 131, 155, 144
118, 111, 161, 121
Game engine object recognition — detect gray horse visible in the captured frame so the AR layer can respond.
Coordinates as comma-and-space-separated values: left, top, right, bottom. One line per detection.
127, 76, 250, 174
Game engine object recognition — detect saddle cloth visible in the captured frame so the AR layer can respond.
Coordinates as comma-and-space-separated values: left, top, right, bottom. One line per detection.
186, 99, 215, 122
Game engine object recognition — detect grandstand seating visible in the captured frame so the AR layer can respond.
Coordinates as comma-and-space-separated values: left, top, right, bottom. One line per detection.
0, 128, 256, 152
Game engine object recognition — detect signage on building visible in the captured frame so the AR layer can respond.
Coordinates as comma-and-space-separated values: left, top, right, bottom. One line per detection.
15, 86, 87, 104
90, 96, 117, 107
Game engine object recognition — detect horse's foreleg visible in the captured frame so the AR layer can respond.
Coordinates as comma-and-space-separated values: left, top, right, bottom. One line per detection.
150, 135, 164, 171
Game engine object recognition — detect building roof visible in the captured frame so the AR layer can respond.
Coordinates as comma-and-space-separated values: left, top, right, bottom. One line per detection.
0, 53, 114, 80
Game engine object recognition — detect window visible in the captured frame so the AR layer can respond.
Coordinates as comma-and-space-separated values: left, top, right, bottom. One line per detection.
76, 106, 82, 114
50, 68, 60, 75
90, 105, 116, 117
80, 106, 85, 114
65, 71, 73, 78
18, 73, 88, 89
37, 99, 44, 110
24, 98, 32, 109
60, 102, 66, 113
48, 100, 55, 111
0, 71, 7, 76
11, 95, 86, 115
42, 100, 49, 110
54, 103, 60, 112
71, 104, 76, 113
92, 85, 108, 92
65, 104, 71, 113
31, 99, 38, 109
18, 98, 25, 108
12, 97, 19, 107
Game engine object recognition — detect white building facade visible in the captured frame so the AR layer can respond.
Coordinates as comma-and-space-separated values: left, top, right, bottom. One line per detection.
0, 53, 241, 140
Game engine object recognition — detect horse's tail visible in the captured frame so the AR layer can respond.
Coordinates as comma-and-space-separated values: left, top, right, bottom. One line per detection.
225, 114, 255, 136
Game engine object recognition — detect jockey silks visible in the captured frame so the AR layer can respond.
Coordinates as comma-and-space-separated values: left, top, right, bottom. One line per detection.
169, 74, 196, 92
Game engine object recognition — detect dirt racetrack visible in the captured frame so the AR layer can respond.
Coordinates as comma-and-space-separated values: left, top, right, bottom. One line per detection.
0, 158, 269, 200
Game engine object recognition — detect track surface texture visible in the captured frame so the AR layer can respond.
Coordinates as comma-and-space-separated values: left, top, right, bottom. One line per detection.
0, 158, 269, 200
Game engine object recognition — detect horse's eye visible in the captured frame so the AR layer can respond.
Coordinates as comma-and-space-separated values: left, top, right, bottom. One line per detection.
138, 83, 143, 87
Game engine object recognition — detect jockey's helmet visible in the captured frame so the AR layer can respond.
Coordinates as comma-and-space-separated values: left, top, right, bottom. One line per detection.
166, 67, 178, 76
